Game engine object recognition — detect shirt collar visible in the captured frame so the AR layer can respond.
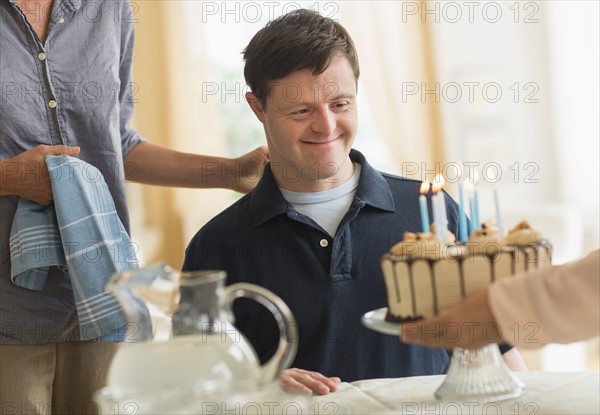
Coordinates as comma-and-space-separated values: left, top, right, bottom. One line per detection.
250, 149, 395, 227
58, 0, 82, 11
50, 0, 82, 21
351, 149, 396, 212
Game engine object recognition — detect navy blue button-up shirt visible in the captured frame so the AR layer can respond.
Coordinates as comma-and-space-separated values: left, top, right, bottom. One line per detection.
183, 150, 460, 381
1, 0, 144, 343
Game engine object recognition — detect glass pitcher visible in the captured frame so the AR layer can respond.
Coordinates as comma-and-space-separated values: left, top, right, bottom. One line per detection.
95, 264, 298, 412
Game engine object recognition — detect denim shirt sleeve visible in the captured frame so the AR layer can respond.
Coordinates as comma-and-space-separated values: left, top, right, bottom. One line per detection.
118, 3, 146, 156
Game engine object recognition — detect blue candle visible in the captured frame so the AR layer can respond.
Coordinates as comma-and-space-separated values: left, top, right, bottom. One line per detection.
419, 181, 430, 233
457, 183, 468, 243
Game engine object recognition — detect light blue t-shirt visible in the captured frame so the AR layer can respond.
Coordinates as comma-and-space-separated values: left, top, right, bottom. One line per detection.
280, 164, 362, 236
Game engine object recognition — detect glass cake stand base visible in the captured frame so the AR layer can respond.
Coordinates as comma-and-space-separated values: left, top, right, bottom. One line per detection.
435, 343, 524, 402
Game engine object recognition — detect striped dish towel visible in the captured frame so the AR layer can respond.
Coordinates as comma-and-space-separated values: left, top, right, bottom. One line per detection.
9, 155, 138, 341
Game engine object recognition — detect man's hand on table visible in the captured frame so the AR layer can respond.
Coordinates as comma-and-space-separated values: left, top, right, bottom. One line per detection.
281, 368, 341, 395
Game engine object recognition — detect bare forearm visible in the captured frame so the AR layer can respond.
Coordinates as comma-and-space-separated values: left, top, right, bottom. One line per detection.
124, 142, 269, 193
125, 142, 228, 187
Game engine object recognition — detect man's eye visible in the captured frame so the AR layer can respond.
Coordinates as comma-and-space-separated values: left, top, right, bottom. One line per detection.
333, 102, 349, 109
292, 109, 309, 115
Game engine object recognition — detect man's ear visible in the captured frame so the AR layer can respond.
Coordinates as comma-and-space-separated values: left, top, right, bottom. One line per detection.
246, 92, 266, 124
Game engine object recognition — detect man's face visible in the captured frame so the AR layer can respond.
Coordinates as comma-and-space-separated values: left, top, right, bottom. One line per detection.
246, 55, 358, 192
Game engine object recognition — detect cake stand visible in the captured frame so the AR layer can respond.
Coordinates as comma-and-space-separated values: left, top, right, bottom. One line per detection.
362, 308, 524, 402
435, 344, 524, 402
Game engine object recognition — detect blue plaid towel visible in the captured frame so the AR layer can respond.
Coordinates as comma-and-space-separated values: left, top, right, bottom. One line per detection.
9, 155, 138, 341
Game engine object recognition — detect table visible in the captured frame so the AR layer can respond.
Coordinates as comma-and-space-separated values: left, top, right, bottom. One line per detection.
106, 371, 599, 414
201, 372, 599, 415
315, 372, 600, 414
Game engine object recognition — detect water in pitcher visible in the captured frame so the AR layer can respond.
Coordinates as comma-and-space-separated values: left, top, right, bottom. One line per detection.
107, 329, 260, 395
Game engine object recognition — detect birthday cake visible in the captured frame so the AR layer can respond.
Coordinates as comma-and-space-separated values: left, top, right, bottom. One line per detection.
381, 221, 552, 322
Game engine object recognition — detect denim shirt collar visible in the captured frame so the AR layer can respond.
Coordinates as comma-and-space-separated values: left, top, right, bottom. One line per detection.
250, 149, 395, 227
52, 0, 82, 20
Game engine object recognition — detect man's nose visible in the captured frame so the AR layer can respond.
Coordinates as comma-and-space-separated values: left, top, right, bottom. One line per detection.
311, 109, 336, 136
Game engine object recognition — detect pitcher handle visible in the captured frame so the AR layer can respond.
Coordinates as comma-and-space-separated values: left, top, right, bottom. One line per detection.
223, 283, 298, 385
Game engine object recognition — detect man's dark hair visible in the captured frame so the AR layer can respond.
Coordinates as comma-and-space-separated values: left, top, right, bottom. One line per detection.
243, 9, 360, 108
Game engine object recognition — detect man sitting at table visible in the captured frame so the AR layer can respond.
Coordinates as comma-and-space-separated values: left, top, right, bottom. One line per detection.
182, 9, 526, 395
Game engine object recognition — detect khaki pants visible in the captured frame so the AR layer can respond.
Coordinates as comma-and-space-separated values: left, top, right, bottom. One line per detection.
0, 342, 118, 415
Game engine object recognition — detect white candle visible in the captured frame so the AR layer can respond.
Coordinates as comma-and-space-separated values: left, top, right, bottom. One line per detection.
471, 169, 481, 230
432, 174, 448, 242
493, 186, 505, 236
419, 181, 431, 233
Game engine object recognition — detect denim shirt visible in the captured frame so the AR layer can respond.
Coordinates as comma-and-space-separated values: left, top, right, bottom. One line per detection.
0, 0, 145, 343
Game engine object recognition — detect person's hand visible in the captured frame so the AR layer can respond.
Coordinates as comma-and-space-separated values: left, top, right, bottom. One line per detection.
229, 146, 269, 193
0, 145, 80, 205
400, 287, 500, 349
280, 368, 341, 395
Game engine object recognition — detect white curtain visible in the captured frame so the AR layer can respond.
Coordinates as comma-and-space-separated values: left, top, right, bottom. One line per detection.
340, 2, 444, 178
130, 1, 233, 268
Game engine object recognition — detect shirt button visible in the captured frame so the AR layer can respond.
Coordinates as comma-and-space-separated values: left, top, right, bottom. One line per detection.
38, 52, 46, 61
319, 239, 329, 248
59, 18, 65, 24
48, 100, 57, 109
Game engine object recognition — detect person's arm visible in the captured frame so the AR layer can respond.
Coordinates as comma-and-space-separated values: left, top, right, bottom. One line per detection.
0, 145, 80, 205
490, 249, 600, 348
399, 249, 600, 349
116, 9, 269, 194
123, 142, 269, 193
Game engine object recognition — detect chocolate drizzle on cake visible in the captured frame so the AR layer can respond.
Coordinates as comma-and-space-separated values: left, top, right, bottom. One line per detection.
392, 260, 401, 303
408, 262, 417, 316
509, 250, 516, 275
428, 260, 439, 315
385, 311, 423, 323
487, 253, 497, 283
458, 257, 466, 298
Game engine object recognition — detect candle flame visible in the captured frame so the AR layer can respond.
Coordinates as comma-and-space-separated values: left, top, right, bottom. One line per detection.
432, 174, 445, 193
420, 181, 430, 195
464, 181, 474, 193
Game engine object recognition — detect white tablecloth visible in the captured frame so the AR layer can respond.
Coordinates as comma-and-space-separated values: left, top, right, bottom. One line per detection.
205, 372, 600, 415
318, 372, 600, 414
109, 371, 600, 414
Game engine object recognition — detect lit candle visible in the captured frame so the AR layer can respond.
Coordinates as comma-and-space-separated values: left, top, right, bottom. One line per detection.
432, 174, 448, 242
419, 181, 431, 233
457, 181, 468, 243
471, 170, 481, 230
